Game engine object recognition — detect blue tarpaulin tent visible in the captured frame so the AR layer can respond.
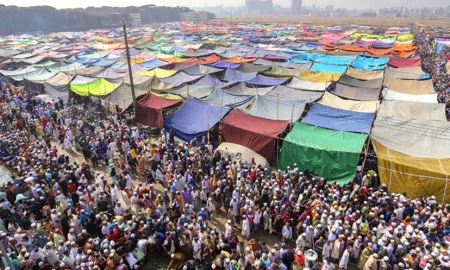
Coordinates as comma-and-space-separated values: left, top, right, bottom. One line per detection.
310, 63, 347, 73
302, 103, 375, 133
164, 98, 230, 142
244, 75, 289, 86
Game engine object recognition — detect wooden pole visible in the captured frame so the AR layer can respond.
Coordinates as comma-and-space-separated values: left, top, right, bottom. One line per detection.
123, 21, 137, 114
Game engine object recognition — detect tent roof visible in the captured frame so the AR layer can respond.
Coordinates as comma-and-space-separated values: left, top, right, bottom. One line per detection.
332, 83, 381, 101
286, 77, 329, 91
339, 74, 383, 89
136, 92, 181, 110
70, 76, 121, 96
201, 88, 254, 109
164, 98, 230, 142
371, 115, 450, 159
345, 67, 384, 80
377, 100, 447, 121
382, 88, 437, 103
319, 91, 380, 113
302, 103, 375, 133
247, 95, 306, 123
216, 142, 270, 170
267, 85, 323, 103
383, 77, 435, 94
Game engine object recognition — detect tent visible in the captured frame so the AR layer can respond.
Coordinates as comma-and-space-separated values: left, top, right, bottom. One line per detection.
106, 83, 149, 112
201, 88, 254, 109
314, 55, 356, 66
278, 122, 367, 185
388, 57, 421, 68
302, 103, 375, 133
319, 92, 380, 113
385, 66, 429, 80
216, 143, 270, 170
164, 98, 230, 142
345, 67, 384, 80
297, 70, 342, 82
287, 77, 330, 91
267, 85, 323, 103
246, 95, 306, 123
371, 115, 450, 202
339, 74, 383, 89
222, 68, 257, 82
244, 75, 289, 86
70, 76, 121, 96
383, 78, 435, 94
377, 100, 447, 121
310, 63, 347, 73
158, 85, 214, 99
382, 88, 437, 103
135, 93, 182, 127
44, 73, 74, 102
220, 109, 288, 161
332, 83, 381, 101
10, 68, 57, 82
233, 63, 271, 73
225, 83, 274, 96
350, 56, 389, 70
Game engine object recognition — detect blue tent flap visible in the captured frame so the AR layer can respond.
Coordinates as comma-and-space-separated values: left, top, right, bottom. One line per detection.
302, 103, 374, 133
164, 98, 230, 142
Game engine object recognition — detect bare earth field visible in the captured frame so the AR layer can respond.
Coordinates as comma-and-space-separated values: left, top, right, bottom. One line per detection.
216, 16, 450, 27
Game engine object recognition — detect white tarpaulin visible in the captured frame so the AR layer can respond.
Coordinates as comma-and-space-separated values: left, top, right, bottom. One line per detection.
319, 92, 380, 113
371, 115, 450, 158
382, 88, 437, 103
377, 100, 447, 121
286, 77, 330, 91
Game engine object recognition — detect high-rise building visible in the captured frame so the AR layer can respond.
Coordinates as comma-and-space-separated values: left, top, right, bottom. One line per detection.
291, 0, 302, 14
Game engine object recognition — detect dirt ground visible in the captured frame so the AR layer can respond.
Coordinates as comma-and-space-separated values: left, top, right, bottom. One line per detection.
216, 16, 450, 27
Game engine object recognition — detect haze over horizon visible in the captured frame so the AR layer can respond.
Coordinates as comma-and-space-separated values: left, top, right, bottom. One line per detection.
2, 0, 449, 10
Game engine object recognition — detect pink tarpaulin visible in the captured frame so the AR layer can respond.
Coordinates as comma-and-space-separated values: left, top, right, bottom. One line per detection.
388, 58, 421, 68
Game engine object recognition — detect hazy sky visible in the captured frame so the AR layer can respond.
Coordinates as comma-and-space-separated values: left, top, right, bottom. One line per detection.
2, 0, 448, 10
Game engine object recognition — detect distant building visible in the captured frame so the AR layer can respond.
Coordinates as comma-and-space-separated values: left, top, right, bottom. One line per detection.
129, 13, 141, 26
180, 11, 209, 22
245, 0, 273, 14
325, 5, 334, 13
291, 0, 302, 14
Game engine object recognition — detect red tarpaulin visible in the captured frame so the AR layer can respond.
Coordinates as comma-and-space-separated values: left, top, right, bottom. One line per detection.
135, 94, 182, 128
388, 57, 421, 68
220, 109, 288, 162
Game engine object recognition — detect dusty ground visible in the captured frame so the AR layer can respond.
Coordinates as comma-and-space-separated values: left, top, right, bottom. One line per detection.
216, 16, 450, 27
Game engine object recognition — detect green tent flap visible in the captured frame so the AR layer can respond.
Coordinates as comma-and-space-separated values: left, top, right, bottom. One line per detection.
70, 78, 121, 96
278, 122, 367, 185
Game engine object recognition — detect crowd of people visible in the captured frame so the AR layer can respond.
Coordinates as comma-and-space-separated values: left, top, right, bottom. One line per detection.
0, 30, 450, 270
413, 25, 450, 103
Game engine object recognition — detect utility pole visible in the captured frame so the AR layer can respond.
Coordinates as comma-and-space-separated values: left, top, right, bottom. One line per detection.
123, 21, 137, 114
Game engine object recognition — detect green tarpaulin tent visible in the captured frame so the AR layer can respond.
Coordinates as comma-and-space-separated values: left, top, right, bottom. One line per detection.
70, 78, 121, 96
278, 122, 367, 185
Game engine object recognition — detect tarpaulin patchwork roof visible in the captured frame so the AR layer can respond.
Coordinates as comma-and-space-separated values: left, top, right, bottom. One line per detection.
345, 67, 384, 80
339, 74, 383, 89
287, 77, 330, 91
278, 122, 367, 185
201, 88, 254, 109
310, 63, 348, 73
383, 77, 435, 94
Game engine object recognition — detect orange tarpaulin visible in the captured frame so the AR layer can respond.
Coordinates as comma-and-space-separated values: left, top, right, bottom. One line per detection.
224, 57, 257, 63
322, 44, 341, 51
366, 47, 392, 56
199, 54, 220, 64
158, 56, 191, 63
391, 50, 416, 58
341, 45, 367, 52
120, 58, 147, 64
392, 44, 417, 51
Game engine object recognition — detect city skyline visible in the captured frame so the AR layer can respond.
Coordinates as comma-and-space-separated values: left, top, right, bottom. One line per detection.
1, 0, 449, 10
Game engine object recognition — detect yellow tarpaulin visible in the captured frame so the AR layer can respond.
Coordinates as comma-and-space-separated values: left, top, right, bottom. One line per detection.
319, 92, 380, 113
372, 138, 450, 203
345, 67, 384, 80
137, 68, 178, 78
153, 92, 184, 100
383, 78, 435, 95
297, 70, 342, 82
